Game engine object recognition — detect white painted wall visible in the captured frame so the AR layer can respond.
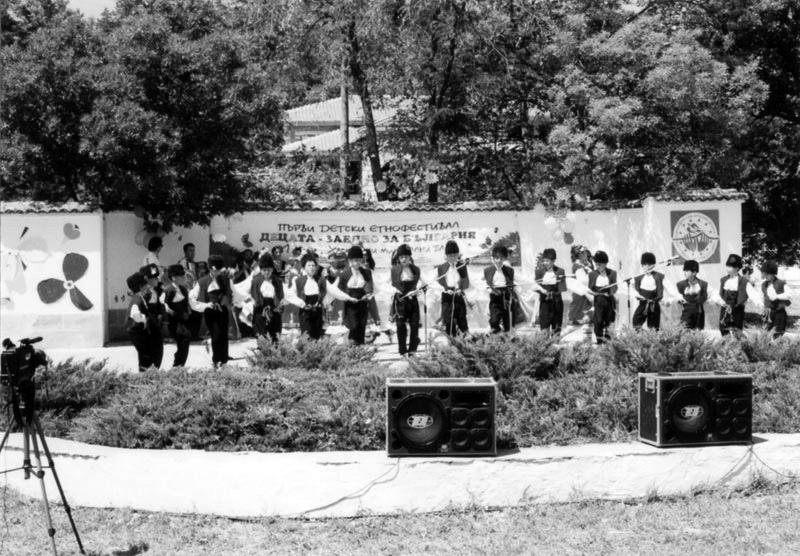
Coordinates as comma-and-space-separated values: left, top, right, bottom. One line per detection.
0, 198, 746, 346
1, 212, 105, 349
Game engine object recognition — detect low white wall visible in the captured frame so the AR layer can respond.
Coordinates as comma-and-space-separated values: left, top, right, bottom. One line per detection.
1, 198, 746, 346
1, 212, 105, 349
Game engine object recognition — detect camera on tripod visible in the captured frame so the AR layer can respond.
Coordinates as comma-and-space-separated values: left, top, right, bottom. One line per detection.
0, 336, 85, 554
1, 336, 47, 423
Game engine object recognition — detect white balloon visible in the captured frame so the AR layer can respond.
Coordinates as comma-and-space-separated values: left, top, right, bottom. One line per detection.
561, 218, 575, 233
565, 211, 577, 223
544, 216, 558, 231
552, 229, 564, 242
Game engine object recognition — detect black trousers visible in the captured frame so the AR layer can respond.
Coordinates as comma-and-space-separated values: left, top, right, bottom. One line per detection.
168, 321, 191, 367
204, 308, 229, 364
593, 295, 615, 343
720, 305, 745, 336
767, 308, 787, 338
344, 301, 369, 344
148, 324, 163, 369
129, 329, 155, 371
539, 294, 564, 333
489, 293, 511, 333
187, 311, 203, 340
299, 307, 324, 339
253, 305, 282, 343
441, 293, 469, 336
633, 299, 661, 330
680, 304, 705, 330
395, 297, 420, 354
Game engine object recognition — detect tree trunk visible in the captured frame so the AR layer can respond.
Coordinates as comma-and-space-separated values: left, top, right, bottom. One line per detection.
340, 60, 349, 199
347, 21, 382, 187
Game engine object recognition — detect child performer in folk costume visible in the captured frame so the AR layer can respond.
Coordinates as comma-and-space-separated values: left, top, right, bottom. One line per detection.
286, 254, 326, 339
568, 246, 594, 325
676, 259, 707, 330
125, 271, 158, 372
333, 245, 374, 344
436, 240, 470, 336
532, 248, 567, 334
285, 253, 355, 340
588, 250, 616, 343
139, 263, 165, 369
390, 244, 421, 355
632, 252, 664, 330
164, 265, 192, 367
715, 254, 749, 336
760, 260, 791, 338
251, 252, 284, 343
189, 255, 231, 367
484, 244, 517, 333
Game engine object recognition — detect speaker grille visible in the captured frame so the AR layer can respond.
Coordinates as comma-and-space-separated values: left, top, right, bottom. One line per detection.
394, 394, 448, 450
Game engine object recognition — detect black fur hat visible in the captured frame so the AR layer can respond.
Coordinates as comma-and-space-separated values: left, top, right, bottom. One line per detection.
725, 254, 743, 269
492, 244, 509, 258
139, 263, 160, 279
760, 260, 779, 276
683, 259, 699, 273
593, 250, 609, 264
640, 252, 656, 265
347, 245, 364, 260
208, 255, 225, 270
126, 272, 147, 292
445, 240, 460, 255
167, 264, 185, 278
396, 244, 412, 257
542, 248, 557, 261
258, 253, 274, 269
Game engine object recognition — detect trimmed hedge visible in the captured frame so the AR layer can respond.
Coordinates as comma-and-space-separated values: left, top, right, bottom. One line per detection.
1, 330, 797, 451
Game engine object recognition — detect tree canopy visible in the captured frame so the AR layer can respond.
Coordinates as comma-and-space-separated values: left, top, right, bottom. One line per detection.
1, 0, 798, 261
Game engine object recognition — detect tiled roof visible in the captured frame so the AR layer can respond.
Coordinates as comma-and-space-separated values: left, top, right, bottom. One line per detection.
285, 95, 397, 126
0, 189, 748, 214
282, 127, 367, 153
0, 201, 95, 213
649, 188, 748, 202
243, 200, 529, 211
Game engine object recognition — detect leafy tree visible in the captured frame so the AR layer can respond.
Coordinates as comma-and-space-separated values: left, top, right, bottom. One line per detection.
1, 1, 284, 228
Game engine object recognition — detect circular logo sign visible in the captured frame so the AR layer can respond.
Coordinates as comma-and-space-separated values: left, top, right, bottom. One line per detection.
680, 405, 704, 419
406, 414, 434, 429
672, 213, 719, 262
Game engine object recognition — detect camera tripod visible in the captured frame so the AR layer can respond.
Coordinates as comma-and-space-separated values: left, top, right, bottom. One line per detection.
0, 400, 85, 555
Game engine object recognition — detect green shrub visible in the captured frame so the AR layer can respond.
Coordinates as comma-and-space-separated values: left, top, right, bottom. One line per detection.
10, 330, 800, 452
408, 332, 561, 383
738, 331, 800, 365
69, 365, 389, 452
493, 364, 637, 448
751, 362, 800, 433
247, 335, 376, 371
599, 328, 748, 375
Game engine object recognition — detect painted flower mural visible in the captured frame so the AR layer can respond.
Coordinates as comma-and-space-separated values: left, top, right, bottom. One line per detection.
37, 253, 94, 311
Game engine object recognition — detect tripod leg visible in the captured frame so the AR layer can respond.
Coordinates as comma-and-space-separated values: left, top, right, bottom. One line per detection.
0, 422, 12, 455
26, 423, 58, 555
33, 416, 86, 554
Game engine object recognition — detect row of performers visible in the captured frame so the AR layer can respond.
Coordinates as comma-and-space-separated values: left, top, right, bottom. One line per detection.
123, 242, 791, 370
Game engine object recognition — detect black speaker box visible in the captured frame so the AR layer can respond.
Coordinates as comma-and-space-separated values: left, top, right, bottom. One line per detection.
386, 377, 497, 457
638, 372, 752, 447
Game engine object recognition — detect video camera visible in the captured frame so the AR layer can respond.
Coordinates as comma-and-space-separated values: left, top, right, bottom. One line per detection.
1, 337, 47, 423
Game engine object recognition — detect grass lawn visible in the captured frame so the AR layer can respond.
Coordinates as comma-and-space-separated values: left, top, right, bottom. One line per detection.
2, 479, 798, 555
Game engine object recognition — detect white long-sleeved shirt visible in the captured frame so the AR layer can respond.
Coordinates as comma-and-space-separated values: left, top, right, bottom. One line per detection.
189, 279, 223, 312
129, 300, 147, 324
284, 275, 351, 309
